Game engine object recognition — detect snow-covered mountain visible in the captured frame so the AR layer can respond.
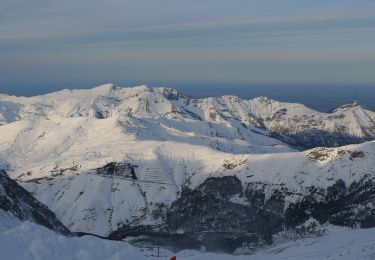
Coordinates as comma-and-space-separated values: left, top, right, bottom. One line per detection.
1, 84, 374, 150
247, 97, 375, 148
0, 84, 300, 162
1, 84, 375, 253
15, 140, 375, 251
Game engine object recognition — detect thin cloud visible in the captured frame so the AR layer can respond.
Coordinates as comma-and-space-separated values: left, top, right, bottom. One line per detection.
0, 0, 375, 86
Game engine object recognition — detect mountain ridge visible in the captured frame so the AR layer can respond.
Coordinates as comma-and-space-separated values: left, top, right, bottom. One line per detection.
1, 84, 375, 148
1, 84, 373, 120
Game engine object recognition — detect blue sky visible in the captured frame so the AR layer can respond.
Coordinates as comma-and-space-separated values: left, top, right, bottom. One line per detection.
1, 0, 375, 94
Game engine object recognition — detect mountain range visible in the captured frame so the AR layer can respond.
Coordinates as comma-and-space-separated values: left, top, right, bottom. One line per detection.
1, 84, 375, 253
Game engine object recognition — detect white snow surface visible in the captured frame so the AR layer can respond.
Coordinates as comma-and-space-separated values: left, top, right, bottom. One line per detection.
0, 84, 296, 155
247, 97, 375, 138
1, 84, 375, 140
1, 209, 375, 260
1, 84, 375, 236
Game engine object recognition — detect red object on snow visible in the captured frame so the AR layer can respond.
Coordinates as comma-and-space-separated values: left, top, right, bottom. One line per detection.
170, 256, 176, 260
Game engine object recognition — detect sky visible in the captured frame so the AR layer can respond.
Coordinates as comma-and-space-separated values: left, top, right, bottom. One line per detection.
1, 0, 375, 95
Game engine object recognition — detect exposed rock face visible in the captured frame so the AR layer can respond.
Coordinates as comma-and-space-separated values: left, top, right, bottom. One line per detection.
164, 177, 279, 252
276, 129, 367, 149
0, 170, 71, 235
285, 177, 375, 229
168, 177, 282, 236
250, 101, 375, 148
164, 175, 375, 253
96, 162, 138, 179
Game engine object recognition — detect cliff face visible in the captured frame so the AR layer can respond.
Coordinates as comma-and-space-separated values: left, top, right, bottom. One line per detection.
245, 98, 375, 148
166, 174, 375, 252
0, 170, 71, 235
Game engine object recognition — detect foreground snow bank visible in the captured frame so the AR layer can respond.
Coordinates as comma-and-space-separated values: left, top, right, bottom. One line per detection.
0, 211, 142, 260
1, 211, 375, 260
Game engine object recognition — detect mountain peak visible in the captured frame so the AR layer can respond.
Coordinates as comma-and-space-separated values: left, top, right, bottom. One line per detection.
131, 85, 151, 92
91, 83, 115, 95
331, 101, 363, 113
154, 87, 190, 100
251, 96, 273, 103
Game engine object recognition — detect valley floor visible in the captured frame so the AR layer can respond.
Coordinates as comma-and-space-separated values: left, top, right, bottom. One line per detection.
1, 210, 375, 260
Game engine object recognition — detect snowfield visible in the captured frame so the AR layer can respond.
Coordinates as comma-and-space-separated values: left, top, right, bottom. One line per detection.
1, 209, 375, 260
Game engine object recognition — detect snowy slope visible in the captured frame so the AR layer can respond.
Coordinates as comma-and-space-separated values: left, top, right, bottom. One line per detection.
16, 139, 375, 238
0, 84, 297, 156
0, 210, 143, 260
1, 210, 375, 260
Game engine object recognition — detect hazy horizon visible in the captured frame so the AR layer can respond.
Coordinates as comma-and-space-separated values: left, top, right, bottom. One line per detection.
1, 82, 375, 112
1, 1, 374, 111
1, 1, 375, 89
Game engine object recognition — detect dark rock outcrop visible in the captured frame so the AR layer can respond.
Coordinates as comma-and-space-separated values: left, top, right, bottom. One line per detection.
285, 130, 367, 149
0, 170, 71, 235
163, 175, 375, 253
95, 162, 137, 179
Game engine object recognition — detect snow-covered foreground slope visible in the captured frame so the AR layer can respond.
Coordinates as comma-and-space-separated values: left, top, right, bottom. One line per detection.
0, 210, 142, 260
2, 210, 375, 260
